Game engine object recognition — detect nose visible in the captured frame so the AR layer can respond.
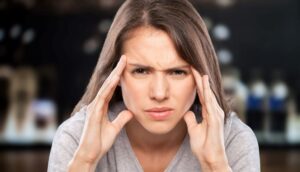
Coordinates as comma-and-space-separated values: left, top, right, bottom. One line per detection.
149, 73, 169, 101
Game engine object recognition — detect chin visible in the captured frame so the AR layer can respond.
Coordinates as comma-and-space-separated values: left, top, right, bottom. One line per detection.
141, 122, 177, 135
128, 108, 184, 135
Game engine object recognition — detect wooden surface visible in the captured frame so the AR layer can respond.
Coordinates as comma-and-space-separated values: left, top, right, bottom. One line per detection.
0, 149, 300, 171
261, 149, 300, 172
0, 150, 49, 172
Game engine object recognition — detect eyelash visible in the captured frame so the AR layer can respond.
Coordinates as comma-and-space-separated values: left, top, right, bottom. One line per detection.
170, 70, 187, 75
131, 68, 188, 76
132, 68, 149, 74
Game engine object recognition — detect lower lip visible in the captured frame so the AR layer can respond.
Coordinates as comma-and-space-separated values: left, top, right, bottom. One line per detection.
146, 110, 173, 120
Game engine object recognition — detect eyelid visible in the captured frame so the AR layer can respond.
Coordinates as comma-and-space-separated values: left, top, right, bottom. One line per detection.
131, 67, 150, 74
169, 69, 188, 74
130, 67, 189, 75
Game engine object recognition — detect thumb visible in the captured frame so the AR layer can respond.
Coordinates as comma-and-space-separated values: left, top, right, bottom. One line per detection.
184, 111, 198, 131
112, 110, 133, 133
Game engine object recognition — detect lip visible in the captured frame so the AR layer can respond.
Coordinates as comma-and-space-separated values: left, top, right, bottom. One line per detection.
145, 107, 173, 112
145, 107, 174, 120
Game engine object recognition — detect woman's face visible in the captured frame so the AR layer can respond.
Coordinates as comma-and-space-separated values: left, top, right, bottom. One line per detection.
120, 26, 196, 134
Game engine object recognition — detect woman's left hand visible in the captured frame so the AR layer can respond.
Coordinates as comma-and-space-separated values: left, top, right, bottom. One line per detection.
184, 67, 232, 172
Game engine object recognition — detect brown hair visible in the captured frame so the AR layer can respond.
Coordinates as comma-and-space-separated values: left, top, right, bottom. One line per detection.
72, 0, 230, 117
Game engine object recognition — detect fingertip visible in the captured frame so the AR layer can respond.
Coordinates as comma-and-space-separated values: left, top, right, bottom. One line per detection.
121, 54, 127, 62
191, 67, 198, 77
190, 68, 202, 85
121, 110, 133, 121
190, 66, 195, 72
185, 110, 194, 116
113, 110, 133, 132
183, 111, 196, 124
116, 55, 127, 74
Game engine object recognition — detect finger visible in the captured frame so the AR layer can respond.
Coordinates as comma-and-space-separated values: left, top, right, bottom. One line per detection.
184, 111, 198, 130
202, 75, 216, 122
203, 75, 219, 106
203, 75, 211, 102
191, 67, 209, 120
191, 67, 204, 105
97, 55, 126, 98
112, 110, 133, 133
96, 55, 127, 104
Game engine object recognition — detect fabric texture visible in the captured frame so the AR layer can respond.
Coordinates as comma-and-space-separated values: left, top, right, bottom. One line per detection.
48, 102, 260, 172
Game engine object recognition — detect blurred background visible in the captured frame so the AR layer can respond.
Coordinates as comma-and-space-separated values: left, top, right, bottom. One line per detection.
0, 0, 299, 171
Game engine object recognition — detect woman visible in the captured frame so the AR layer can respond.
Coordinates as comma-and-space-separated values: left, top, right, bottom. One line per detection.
48, 0, 260, 171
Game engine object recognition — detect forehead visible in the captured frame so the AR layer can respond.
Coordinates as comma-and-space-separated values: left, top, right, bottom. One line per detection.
122, 26, 188, 68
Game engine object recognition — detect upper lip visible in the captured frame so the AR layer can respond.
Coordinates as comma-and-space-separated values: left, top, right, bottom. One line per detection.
145, 107, 173, 112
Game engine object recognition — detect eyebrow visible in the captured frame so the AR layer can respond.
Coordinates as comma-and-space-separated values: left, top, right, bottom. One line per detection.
128, 63, 190, 71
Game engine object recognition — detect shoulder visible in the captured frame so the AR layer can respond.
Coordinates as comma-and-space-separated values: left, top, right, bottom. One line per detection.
48, 106, 88, 172
224, 112, 260, 171
224, 112, 258, 146
53, 106, 87, 145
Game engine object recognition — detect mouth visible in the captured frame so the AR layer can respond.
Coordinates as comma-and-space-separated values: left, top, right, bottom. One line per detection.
145, 107, 174, 120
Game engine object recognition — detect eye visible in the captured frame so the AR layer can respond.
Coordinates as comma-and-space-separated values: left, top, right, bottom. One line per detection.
170, 70, 187, 76
131, 68, 149, 75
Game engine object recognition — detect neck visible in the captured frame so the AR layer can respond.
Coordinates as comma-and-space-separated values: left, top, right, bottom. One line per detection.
125, 118, 187, 153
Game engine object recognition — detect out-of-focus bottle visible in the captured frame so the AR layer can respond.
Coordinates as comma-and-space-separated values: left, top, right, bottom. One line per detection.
286, 95, 300, 144
33, 66, 57, 143
3, 67, 37, 143
266, 72, 289, 144
246, 71, 268, 143
32, 99, 57, 143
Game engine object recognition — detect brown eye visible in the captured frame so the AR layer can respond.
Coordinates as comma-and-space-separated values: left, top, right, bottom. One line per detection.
170, 70, 187, 76
132, 68, 149, 75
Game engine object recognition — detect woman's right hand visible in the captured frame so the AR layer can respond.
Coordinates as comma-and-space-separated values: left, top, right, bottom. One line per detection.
68, 55, 133, 171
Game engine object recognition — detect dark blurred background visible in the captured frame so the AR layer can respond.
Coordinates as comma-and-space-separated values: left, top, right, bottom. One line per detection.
0, 0, 300, 171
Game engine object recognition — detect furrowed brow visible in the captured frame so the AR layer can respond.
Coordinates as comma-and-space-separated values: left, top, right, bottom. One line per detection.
128, 63, 190, 71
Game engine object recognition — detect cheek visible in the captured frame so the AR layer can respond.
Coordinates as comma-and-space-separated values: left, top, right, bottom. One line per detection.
120, 74, 145, 110
173, 78, 196, 109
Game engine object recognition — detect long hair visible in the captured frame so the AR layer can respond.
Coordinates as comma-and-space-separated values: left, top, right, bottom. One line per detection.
72, 0, 230, 117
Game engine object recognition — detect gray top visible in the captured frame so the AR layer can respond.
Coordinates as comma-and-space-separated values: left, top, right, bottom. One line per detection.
48, 103, 260, 172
